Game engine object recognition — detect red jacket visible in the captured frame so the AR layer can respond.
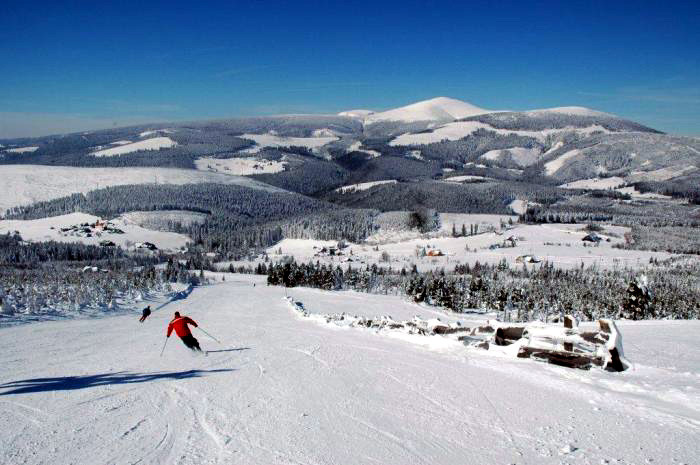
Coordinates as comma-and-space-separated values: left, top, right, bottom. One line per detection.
167, 316, 197, 338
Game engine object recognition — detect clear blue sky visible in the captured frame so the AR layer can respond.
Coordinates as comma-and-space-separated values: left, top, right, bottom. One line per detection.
1, 0, 699, 137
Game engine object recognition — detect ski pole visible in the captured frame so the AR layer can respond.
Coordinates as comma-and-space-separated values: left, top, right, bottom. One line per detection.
160, 337, 169, 357
197, 327, 221, 344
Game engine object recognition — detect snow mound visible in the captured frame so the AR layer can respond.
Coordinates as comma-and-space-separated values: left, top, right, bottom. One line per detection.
366, 97, 491, 123
92, 137, 177, 157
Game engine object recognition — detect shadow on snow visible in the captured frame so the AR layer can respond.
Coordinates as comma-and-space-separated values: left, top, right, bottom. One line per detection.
206, 347, 251, 353
0, 369, 234, 395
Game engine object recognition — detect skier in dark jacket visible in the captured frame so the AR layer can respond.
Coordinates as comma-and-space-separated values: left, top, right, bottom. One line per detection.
166, 311, 202, 351
139, 305, 152, 323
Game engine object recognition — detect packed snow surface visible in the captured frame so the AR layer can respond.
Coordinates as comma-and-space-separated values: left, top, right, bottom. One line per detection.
0, 212, 191, 251
240, 133, 338, 153
366, 97, 491, 123
334, 180, 397, 194
4, 146, 39, 153
194, 157, 287, 175
1, 276, 698, 465
0, 165, 284, 214
92, 137, 177, 157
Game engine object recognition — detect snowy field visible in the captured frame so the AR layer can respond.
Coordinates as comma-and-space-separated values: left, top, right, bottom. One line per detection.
92, 137, 177, 157
1, 276, 698, 465
333, 179, 397, 194
194, 156, 287, 175
0, 165, 284, 214
3, 146, 39, 153
266, 221, 679, 271
240, 133, 338, 154
0, 212, 191, 250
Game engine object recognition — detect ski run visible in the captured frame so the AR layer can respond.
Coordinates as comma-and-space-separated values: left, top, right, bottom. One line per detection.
1, 275, 698, 465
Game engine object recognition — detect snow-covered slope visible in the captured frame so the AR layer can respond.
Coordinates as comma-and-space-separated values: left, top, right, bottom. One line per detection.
194, 157, 287, 175
365, 97, 491, 123
0, 212, 191, 251
240, 133, 338, 154
92, 137, 177, 157
0, 165, 285, 214
338, 109, 374, 118
4, 146, 39, 154
333, 179, 397, 194
1, 277, 697, 465
526, 106, 613, 117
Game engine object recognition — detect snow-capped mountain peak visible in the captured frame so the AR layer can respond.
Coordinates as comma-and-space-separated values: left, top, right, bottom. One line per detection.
342, 97, 492, 124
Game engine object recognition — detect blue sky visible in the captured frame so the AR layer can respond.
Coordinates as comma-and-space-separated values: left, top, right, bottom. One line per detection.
1, 0, 699, 138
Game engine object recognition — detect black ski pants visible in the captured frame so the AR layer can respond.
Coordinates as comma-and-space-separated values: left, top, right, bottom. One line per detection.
180, 334, 202, 351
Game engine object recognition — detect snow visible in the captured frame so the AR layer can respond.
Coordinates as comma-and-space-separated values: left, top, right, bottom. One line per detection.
311, 128, 338, 137
627, 165, 698, 182
526, 106, 612, 117
0, 165, 284, 214
4, 146, 39, 153
0, 212, 191, 251
334, 180, 397, 194
390, 121, 609, 147
407, 149, 423, 160
266, 222, 679, 271
194, 157, 287, 175
508, 199, 529, 214
92, 137, 178, 157
110, 140, 132, 146
338, 109, 374, 118
615, 186, 673, 200
560, 177, 626, 190
347, 141, 380, 158
366, 97, 491, 123
545, 149, 581, 175
444, 175, 489, 183
390, 121, 488, 146
139, 129, 175, 138
481, 147, 542, 166
1, 277, 698, 464
240, 133, 338, 154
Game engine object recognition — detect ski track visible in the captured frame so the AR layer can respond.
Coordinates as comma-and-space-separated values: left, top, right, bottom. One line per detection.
0, 275, 698, 464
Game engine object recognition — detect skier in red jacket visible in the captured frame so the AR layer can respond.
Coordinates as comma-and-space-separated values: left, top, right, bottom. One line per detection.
167, 311, 202, 352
